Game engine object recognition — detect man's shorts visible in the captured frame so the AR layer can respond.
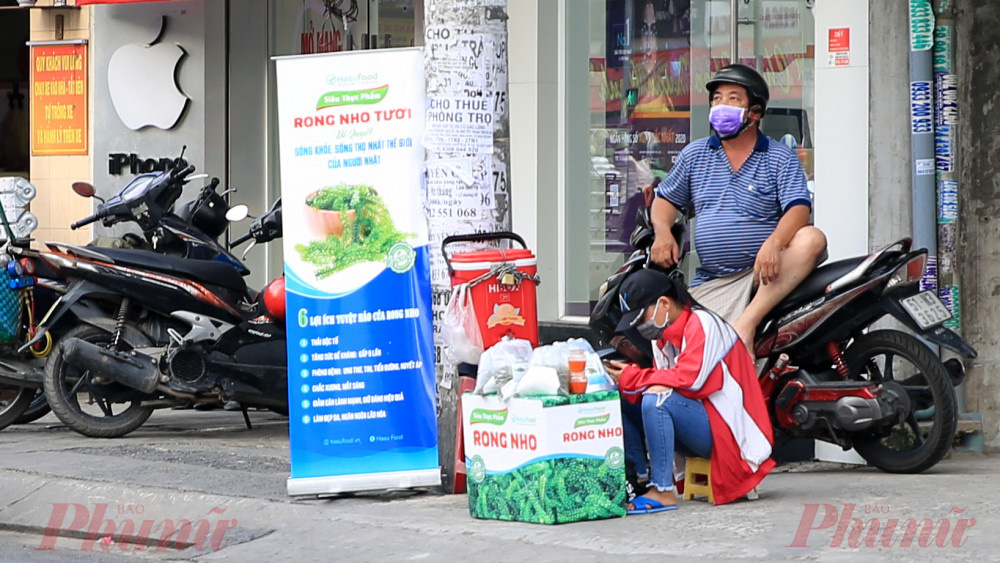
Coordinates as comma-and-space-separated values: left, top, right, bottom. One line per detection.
689, 269, 755, 325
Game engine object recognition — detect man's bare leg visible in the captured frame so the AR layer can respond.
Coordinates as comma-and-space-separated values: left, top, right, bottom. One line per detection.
731, 226, 828, 349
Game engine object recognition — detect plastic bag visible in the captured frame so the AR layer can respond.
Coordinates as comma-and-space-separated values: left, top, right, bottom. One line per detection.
583, 354, 616, 393
442, 283, 484, 365
514, 365, 562, 397
474, 337, 533, 395
529, 345, 570, 394
561, 338, 596, 355
548, 339, 616, 393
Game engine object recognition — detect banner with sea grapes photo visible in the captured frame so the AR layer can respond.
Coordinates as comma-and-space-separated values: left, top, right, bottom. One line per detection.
274, 48, 439, 496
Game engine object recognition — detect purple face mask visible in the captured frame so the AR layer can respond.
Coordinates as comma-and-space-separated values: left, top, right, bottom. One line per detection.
709, 104, 749, 139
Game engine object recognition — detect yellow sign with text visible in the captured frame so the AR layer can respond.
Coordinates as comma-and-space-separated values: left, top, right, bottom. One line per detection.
31, 43, 88, 156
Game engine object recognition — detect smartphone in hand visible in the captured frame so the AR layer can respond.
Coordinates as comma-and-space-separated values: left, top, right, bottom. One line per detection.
603, 359, 626, 383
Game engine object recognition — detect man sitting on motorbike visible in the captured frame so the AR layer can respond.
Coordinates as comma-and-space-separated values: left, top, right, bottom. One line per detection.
604, 269, 774, 512
649, 63, 827, 352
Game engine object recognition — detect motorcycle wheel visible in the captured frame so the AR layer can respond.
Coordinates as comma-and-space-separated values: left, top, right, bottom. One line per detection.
844, 330, 957, 474
0, 385, 34, 430
14, 389, 50, 424
43, 324, 154, 438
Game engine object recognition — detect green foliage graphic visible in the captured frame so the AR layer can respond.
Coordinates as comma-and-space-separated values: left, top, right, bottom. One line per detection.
297, 184, 413, 278
539, 389, 619, 408
468, 456, 626, 524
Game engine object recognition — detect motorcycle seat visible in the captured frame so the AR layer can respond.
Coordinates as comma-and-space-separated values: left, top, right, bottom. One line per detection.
92, 247, 247, 294
766, 255, 867, 320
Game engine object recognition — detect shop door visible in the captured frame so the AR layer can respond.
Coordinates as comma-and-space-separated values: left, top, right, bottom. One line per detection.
563, 0, 815, 317
703, 0, 816, 170
0, 8, 30, 178
640, 0, 815, 201
684, 0, 817, 272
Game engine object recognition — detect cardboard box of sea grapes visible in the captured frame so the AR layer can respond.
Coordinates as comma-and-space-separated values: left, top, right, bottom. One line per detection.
462, 391, 627, 524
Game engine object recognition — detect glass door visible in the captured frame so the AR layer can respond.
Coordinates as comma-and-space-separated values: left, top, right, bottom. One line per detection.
727, 0, 815, 176
562, 0, 814, 318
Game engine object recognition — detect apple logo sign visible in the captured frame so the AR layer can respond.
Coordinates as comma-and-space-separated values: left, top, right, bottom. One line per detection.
108, 16, 189, 130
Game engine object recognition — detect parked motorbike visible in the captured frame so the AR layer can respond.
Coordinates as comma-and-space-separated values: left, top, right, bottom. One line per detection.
0, 159, 252, 429
71, 162, 250, 273
590, 207, 977, 474
0, 238, 54, 428
0, 175, 68, 427
11, 171, 286, 438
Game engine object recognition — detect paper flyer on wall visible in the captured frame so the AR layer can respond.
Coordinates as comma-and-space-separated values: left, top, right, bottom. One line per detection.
274, 48, 440, 496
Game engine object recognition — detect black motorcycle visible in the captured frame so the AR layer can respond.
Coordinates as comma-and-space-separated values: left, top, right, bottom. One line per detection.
14, 174, 286, 438
0, 159, 254, 429
591, 207, 976, 474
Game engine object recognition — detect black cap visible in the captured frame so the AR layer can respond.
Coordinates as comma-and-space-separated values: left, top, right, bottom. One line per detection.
615, 269, 675, 333
705, 63, 770, 111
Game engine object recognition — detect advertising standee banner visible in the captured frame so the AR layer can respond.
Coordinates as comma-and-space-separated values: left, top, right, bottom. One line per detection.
274, 48, 439, 496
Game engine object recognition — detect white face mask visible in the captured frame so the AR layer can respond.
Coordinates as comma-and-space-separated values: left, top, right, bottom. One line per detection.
635, 301, 668, 340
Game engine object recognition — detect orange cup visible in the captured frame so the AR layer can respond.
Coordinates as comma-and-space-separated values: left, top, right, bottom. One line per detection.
568, 350, 586, 374
568, 350, 587, 394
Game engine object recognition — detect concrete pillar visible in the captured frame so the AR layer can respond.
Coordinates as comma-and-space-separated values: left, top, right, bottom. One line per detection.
868, 0, 913, 248
424, 0, 511, 489
955, 0, 1000, 447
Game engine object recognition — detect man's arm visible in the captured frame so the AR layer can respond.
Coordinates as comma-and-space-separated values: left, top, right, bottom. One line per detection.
650, 196, 680, 267
650, 145, 693, 267
755, 204, 811, 284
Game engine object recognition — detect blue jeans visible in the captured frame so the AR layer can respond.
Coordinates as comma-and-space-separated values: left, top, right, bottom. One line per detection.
622, 391, 713, 492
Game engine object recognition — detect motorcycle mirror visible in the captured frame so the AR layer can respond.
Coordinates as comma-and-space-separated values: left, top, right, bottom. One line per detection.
226, 205, 250, 222
72, 182, 96, 198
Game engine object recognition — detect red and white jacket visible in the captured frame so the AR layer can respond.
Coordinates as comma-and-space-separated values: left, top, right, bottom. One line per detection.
619, 306, 775, 505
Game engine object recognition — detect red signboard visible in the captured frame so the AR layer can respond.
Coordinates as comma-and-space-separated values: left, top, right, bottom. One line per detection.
828, 28, 850, 52
30, 43, 88, 156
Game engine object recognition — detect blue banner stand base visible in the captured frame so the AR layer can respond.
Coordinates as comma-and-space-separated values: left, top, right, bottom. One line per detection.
287, 468, 442, 497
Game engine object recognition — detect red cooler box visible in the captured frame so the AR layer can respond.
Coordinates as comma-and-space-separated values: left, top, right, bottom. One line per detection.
442, 232, 539, 348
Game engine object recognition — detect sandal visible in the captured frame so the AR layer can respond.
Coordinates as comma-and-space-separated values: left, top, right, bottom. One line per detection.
627, 495, 679, 515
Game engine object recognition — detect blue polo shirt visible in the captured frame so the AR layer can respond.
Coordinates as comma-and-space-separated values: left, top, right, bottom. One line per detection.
655, 130, 812, 286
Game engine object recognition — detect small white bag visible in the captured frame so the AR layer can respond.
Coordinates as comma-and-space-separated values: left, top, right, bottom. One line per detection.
442, 283, 484, 365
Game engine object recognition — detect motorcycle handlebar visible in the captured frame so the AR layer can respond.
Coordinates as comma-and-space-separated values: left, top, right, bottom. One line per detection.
70, 212, 102, 230
229, 232, 252, 248
174, 164, 196, 181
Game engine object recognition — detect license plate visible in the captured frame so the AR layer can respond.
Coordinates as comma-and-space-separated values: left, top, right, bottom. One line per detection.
900, 291, 951, 329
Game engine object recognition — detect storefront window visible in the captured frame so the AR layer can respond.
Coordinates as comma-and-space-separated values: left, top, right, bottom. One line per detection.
563, 0, 814, 317
271, 0, 420, 57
